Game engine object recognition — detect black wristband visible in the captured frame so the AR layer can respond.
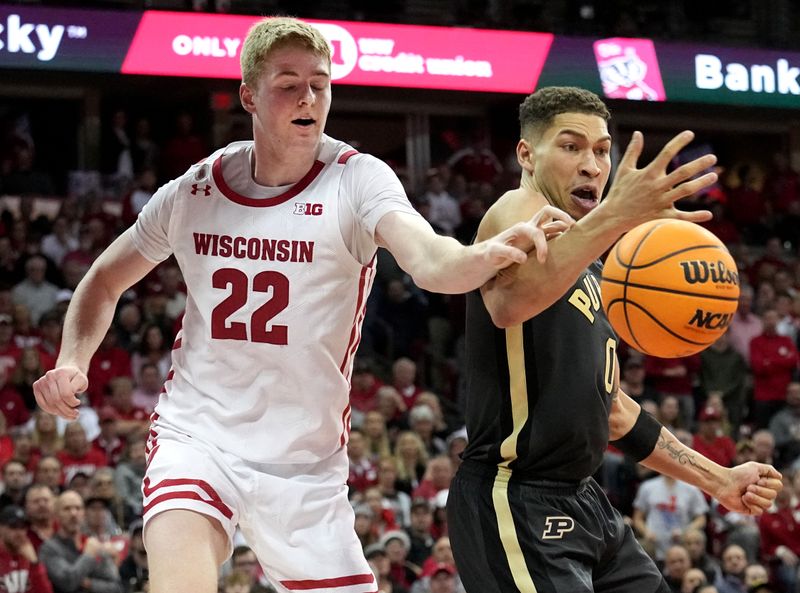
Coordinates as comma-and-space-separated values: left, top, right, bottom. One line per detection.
609, 409, 663, 462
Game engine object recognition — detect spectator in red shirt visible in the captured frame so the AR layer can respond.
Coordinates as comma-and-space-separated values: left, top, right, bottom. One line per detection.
749, 308, 799, 428
91, 407, 124, 467
363, 486, 399, 539
347, 429, 377, 496
106, 377, 148, 439
56, 423, 107, 485
35, 311, 62, 373
0, 364, 29, 428
758, 480, 800, 593
645, 354, 701, 427
392, 358, 423, 411
11, 430, 41, 483
0, 505, 53, 593
0, 460, 29, 508
446, 131, 503, 185
31, 457, 62, 495
0, 414, 15, 470
160, 112, 208, 182
85, 328, 131, 409
692, 405, 737, 468
411, 455, 454, 503
349, 358, 383, 415
0, 314, 21, 379
23, 485, 56, 553
11, 348, 44, 412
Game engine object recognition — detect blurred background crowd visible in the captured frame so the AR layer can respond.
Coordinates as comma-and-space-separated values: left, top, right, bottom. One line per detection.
1, 1, 800, 593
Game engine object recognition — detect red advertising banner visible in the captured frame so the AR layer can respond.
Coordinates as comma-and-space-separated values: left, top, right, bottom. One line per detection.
121, 12, 554, 94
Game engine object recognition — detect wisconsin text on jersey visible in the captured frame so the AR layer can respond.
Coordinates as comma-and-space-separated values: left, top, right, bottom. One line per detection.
192, 232, 314, 263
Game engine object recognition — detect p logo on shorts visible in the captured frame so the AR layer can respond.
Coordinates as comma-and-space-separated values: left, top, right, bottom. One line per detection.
542, 516, 575, 539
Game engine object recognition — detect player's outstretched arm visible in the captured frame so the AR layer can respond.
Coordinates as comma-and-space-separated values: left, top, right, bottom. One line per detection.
375, 204, 573, 294
609, 387, 782, 516
481, 130, 718, 327
33, 229, 157, 420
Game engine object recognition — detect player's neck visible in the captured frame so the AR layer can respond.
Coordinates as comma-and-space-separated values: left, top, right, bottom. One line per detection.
252, 139, 320, 187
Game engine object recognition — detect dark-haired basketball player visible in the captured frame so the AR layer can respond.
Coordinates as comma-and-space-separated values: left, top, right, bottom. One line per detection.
447, 86, 783, 593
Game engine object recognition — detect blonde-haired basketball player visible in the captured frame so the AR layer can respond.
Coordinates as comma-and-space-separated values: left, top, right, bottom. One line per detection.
32, 17, 572, 593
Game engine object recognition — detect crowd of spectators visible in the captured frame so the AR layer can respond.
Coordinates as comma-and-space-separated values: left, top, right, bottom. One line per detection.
0, 100, 800, 593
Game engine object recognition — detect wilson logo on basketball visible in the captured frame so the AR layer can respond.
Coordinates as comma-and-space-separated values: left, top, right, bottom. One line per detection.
688, 309, 733, 330
679, 260, 739, 285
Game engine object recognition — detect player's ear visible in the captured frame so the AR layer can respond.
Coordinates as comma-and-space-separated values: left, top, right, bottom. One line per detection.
240, 82, 256, 114
517, 138, 535, 173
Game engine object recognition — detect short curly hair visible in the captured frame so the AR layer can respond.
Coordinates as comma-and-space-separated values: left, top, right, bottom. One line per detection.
519, 86, 610, 140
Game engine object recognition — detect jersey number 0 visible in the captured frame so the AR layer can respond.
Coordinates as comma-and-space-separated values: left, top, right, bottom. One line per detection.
210, 268, 289, 344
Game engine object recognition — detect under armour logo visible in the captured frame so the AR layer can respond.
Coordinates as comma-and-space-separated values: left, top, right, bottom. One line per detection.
191, 184, 212, 196
542, 516, 575, 539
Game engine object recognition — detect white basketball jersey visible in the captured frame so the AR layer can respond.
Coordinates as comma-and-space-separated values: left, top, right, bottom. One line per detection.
131, 136, 417, 464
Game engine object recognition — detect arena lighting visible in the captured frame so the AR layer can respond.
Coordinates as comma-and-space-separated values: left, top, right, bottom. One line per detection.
0, 4, 798, 108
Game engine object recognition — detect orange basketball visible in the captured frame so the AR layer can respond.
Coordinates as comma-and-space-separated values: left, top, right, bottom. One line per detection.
600, 219, 740, 358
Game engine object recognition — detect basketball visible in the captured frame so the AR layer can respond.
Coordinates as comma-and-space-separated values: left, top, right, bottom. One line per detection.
600, 219, 740, 358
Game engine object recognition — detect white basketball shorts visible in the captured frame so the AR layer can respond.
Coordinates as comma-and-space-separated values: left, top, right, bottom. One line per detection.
143, 419, 377, 593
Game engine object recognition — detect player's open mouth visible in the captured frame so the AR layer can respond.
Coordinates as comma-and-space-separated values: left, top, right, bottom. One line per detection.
570, 186, 599, 210
292, 118, 315, 127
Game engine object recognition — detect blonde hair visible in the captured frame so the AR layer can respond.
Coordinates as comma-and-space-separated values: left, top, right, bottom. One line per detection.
393, 431, 429, 481
240, 16, 331, 88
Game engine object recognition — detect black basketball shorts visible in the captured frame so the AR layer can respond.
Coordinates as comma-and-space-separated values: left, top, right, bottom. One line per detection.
447, 460, 669, 593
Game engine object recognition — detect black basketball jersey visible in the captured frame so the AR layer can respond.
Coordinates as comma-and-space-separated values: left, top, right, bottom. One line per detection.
461, 260, 617, 481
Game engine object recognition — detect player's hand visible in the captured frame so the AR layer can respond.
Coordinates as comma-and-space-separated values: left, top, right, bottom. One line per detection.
714, 462, 782, 516
32, 365, 87, 420
603, 130, 717, 232
484, 205, 575, 268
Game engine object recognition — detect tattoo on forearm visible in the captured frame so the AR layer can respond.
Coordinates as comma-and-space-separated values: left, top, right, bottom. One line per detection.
656, 435, 710, 473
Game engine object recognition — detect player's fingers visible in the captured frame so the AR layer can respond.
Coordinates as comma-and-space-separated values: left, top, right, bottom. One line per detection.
69, 371, 88, 394
40, 378, 75, 419
664, 172, 718, 202
541, 220, 571, 234
746, 484, 779, 502
531, 205, 574, 227
54, 373, 82, 408
757, 465, 783, 480
32, 377, 58, 415
647, 130, 696, 172
494, 244, 528, 266
742, 490, 773, 513
42, 374, 80, 420
663, 154, 717, 188
616, 131, 644, 171
670, 209, 713, 224
532, 230, 549, 263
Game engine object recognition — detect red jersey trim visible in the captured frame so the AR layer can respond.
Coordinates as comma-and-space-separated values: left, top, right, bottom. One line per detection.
280, 573, 375, 590
338, 258, 376, 447
212, 154, 325, 208
143, 491, 233, 519
142, 477, 233, 519
337, 150, 359, 164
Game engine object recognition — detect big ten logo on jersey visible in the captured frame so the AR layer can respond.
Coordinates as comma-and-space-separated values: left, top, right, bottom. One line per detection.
542, 516, 575, 540
568, 272, 602, 322
294, 202, 323, 216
